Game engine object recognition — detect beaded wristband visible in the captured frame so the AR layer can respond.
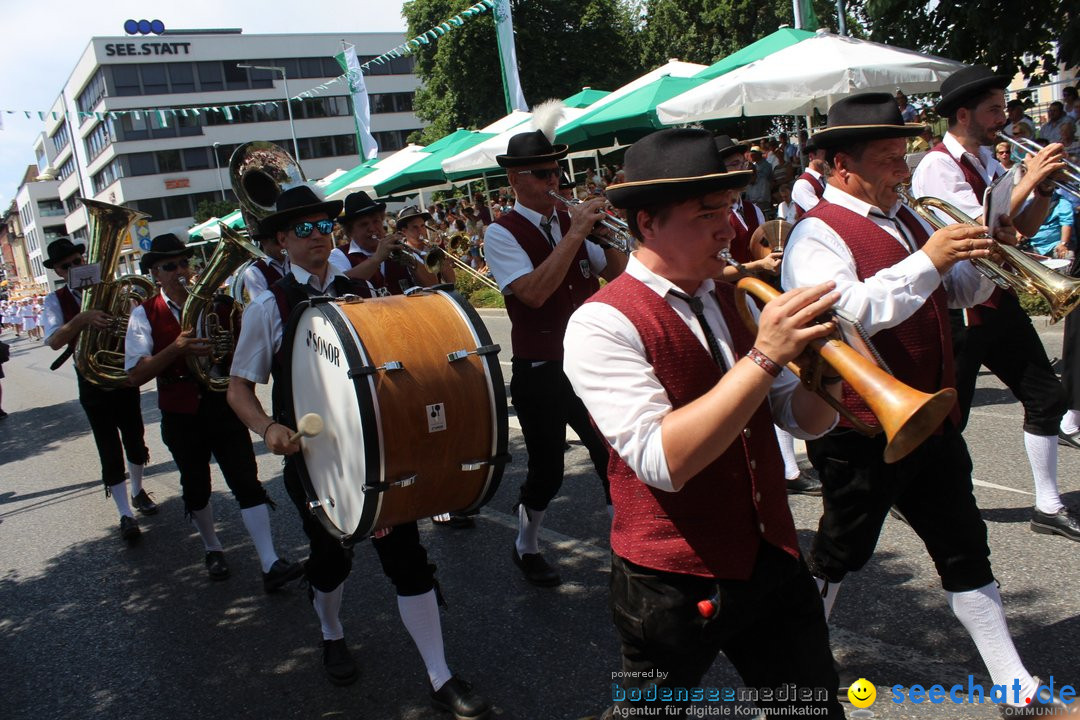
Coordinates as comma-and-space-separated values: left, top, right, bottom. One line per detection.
746, 347, 782, 378
261, 420, 278, 439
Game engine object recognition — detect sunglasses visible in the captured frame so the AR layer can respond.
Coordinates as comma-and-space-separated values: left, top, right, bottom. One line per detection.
292, 219, 336, 238
57, 257, 84, 272
516, 168, 560, 181
157, 259, 190, 272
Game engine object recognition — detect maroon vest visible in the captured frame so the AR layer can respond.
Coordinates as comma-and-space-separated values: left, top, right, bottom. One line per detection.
729, 202, 763, 265
383, 253, 418, 296
495, 209, 600, 361
142, 293, 201, 414
346, 249, 385, 294
806, 201, 959, 429
794, 171, 826, 214
252, 259, 283, 287
56, 286, 81, 350
587, 275, 798, 579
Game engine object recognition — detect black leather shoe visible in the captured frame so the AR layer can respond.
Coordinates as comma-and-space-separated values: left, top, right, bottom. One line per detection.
1058, 430, 1080, 450
263, 558, 305, 593
205, 551, 230, 580
786, 472, 823, 495
432, 512, 476, 529
512, 546, 561, 587
1031, 507, 1080, 542
321, 638, 358, 686
131, 489, 158, 515
430, 675, 491, 719
119, 515, 141, 545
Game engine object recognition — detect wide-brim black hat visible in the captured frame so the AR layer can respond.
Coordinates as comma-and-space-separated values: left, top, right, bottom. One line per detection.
810, 92, 923, 149
396, 205, 431, 226
340, 190, 386, 224
714, 135, 748, 160
43, 237, 86, 269
558, 172, 575, 189
260, 185, 343, 236
496, 130, 568, 168
936, 65, 1009, 117
606, 128, 752, 209
140, 233, 194, 273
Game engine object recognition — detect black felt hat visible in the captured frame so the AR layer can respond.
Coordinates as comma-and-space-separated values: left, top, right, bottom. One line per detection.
936, 65, 1009, 118
43, 237, 86, 269
605, 128, 752, 209
496, 130, 569, 168
810, 93, 923, 149
260, 185, 343, 236
714, 135, 748, 160
340, 191, 386, 225
140, 233, 194, 273
558, 171, 575, 189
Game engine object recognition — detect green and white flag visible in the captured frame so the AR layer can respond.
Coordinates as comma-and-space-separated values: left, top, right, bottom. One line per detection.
336, 44, 379, 160
793, 0, 819, 30
493, 0, 528, 114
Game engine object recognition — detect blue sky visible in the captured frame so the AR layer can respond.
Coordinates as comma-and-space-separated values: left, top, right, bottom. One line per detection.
0, 0, 407, 210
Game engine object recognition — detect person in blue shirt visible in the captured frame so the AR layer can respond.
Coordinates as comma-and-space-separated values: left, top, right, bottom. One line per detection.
1027, 191, 1075, 258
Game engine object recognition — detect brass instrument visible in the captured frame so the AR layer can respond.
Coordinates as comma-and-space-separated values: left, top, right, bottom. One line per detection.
547, 190, 635, 254
895, 185, 1080, 323
995, 132, 1080, 202
229, 141, 308, 238
75, 199, 156, 387
721, 249, 956, 463
748, 219, 792, 261
420, 223, 499, 291
181, 224, 266, 391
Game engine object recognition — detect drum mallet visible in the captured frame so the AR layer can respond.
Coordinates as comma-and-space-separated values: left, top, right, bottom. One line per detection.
289, 413, 325, 443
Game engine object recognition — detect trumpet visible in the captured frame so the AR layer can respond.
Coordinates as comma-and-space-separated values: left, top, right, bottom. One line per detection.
995, 132, 1080, 202
547, 191, 635, 254
393, 222, 499, 292
720, 249, 956, 463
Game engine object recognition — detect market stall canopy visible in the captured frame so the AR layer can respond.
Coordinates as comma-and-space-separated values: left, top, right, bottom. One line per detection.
562, 87, 611, 108
373, 129, 495, 196
188, 209, 244, 240
324, 145, 428, 202
693, 27, 815, 80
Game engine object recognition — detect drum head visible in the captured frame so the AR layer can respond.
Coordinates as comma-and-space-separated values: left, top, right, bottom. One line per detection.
286, 300, 379, 542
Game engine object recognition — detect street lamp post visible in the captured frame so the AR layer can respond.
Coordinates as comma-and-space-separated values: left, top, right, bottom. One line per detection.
212, 141, 227, 201
236, 64, 301, 163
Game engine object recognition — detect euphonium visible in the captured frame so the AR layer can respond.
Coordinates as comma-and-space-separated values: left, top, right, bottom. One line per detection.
181, 223, 266, 391
75, 199, 156, 387
895, 184, 1080, 323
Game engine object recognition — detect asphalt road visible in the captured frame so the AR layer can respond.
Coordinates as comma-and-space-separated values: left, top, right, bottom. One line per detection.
0, 307, 1077, 720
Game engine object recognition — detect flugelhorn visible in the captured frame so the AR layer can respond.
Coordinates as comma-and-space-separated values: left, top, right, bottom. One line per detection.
895, 184, 1080, 323
721, 250, 956, 463
995, 132, 1080, 202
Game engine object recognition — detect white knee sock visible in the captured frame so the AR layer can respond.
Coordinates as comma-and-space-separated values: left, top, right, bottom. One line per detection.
947, 583, 1037, 704
398, 590, 452, 691
1023, 432, 1063, 514
515, 504, 545, 555
775, 426, 800, 479
110, 481, 133, 519
127, 462, 144, 497
1061, 410, 1080, 435
313, 585, 345, 641
190, 504, 223, 552
240, 504, 280, 573
814, 577, 842, 621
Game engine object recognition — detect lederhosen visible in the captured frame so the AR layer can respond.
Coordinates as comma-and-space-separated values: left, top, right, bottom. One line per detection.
928, 143, 1066, 436
803, 201, 993, 592
142, 293, 267, 513
269, 274, 435, 595
55, 285, 149, 490
495, 209, 610, 510
588, 276, 841, 719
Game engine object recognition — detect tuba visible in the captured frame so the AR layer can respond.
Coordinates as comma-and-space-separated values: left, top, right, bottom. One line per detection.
181, 223, 266, 391
75, 199, 156, 387
229, 141, 307, 239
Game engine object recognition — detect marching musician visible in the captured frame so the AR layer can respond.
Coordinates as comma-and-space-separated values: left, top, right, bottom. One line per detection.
912, 65, 1080, 543
125, 233, 302, 589
563, 128, 844, 718
327, 190, 393, 295
240, 226, 289, 299
42, 237, 155, 544
483, 129, 626, 587
791, 140, 827, 217
226, 186, 491, 718
782, 92, 1072, 712
390, 205, 456, 294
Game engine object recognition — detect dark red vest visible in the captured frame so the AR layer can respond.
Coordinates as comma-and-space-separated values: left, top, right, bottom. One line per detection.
495, 209, 600, 361
142, 293, 201, 414
586, 275, 798, 579
383, 253, 418, 296
794, 171, 826, 214
252, 259, 283, 287
729, 202, 763, 265
805, 201, 959, 429
345, 249, 384, 295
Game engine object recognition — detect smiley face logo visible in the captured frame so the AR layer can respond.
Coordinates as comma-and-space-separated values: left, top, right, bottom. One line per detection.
848, 678, 877, 708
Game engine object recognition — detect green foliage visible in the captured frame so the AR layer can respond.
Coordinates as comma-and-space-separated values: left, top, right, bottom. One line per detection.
468, 287, 506, 308
192, 200, 236, 225
1018, 291, 1051, 318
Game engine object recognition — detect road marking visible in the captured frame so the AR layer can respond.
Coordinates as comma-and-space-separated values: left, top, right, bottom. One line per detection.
972, 478, 1033, 496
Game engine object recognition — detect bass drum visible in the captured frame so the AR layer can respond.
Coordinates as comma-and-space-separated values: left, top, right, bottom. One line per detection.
283, 288, 508, 544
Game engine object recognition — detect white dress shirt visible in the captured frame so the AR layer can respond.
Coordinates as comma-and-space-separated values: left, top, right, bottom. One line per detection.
124, 288, 184, 371
328, 240, 364, 275
42, 288, 81, 341
241, 256, 289, 299
564, 255, 831, 493
732, 198, 765, 231
911, 132, 1003, 219
791, 168, 824, 212
777, 201, 797, 224
781, 185, 994, 337
483, 200, 607, 294
1040, 117, 1068, 145
230, 266, 347, 384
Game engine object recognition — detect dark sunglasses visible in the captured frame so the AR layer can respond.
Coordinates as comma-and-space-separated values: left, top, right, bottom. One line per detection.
57, 257, 84, 272
157, 259, 190, 272
516, 168, 560, 181
292, 219, 336, 238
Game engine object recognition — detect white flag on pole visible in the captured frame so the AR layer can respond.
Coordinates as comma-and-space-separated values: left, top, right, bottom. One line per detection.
493, 0, 528, 113
336, 44, 379, 160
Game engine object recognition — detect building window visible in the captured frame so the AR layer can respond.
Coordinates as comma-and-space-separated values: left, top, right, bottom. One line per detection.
91, 158, 122, 194
76, 69, 107, 113
372, 129, 415, 152
57, 157, 76, 182
72, 227, 89, 244
112, 65, 141, 96
197, 62, 224, 91
51, 122, 72, 154
167, 63, 195, 93
26, 228, 39, 252
140, 65, 169, 94
63, 191, 82, 215
84, 120, 115, 161
359, 55, 415, 77
38, 200, 65, 218
370, 92, 414, 114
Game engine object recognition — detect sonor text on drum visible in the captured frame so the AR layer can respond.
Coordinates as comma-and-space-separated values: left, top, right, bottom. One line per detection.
305, 330, 341, 368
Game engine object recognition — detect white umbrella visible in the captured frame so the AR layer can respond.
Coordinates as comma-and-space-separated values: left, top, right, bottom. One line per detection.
324, 145, 427, 202
656, 31, 965, 124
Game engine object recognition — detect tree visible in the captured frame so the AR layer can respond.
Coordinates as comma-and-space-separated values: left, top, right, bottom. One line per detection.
193, 200, 236, 225
402, 0, 643, 144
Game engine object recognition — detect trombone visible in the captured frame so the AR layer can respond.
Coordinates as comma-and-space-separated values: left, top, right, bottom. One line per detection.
407, 222, 499, 292
547, 191, 635, 254
995, 132, 1080, 202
